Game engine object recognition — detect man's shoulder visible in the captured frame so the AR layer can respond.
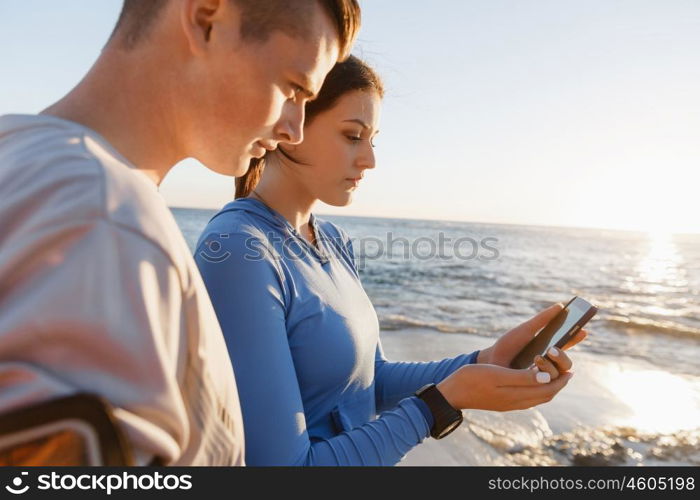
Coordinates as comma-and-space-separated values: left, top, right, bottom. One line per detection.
0, 114, 190, 272
0, 114, 105, 211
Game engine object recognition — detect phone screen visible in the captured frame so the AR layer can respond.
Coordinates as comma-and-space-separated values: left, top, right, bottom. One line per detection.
511, 297, 596, 369
545, 298, 590, 350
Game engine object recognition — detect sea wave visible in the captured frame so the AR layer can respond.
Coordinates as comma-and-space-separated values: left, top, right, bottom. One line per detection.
503, 425, 700, 466
601, 314, 700, 340
380, 314, 478, 334
463, 411, 700, 466
380, 311, 700, 341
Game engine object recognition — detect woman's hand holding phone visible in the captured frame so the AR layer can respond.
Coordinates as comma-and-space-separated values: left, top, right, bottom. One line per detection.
476, 303, 589, 370
435, 302, 590, 412
436, 363, 574, 411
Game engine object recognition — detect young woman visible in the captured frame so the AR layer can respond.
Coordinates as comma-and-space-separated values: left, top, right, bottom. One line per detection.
194, 56, 586, 465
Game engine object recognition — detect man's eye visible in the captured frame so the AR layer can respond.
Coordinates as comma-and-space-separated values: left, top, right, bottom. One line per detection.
346, 135, 362, 142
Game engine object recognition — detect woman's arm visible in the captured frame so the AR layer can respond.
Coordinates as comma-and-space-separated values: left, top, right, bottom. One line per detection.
195, 231, 432, 466
374, 340, 479, 412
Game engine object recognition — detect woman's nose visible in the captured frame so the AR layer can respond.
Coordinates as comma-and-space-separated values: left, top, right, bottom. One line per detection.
357, 144, 376, 170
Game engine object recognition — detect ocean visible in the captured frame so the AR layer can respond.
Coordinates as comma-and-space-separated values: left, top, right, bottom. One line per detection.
172, 206, 700, 466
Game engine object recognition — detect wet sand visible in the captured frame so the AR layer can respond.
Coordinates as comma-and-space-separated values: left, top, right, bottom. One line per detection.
379, 328, 700, 466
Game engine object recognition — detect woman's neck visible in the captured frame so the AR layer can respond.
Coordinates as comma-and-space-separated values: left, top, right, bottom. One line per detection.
250, 157, 317, 239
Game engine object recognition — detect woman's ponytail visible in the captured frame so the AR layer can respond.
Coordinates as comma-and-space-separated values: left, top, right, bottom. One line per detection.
235, 157, 265, 199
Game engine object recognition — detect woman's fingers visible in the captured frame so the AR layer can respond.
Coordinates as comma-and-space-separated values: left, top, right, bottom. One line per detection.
560, 328, 588, 351
534, 354, 560, 380
491, 364, 559, 387
544, 346, 573, 374
531, 346, 574, 380
494, 344, 574, 387
510, 303, 564, 342
439, 363, 575, 411
494, 371, 574, 411
507, 371, 574, 409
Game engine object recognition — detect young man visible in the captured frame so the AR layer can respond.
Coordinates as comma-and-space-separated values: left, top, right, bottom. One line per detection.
0, 0, 360, 465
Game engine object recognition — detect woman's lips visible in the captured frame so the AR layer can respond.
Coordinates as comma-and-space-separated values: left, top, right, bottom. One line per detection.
345, 177, 362, 187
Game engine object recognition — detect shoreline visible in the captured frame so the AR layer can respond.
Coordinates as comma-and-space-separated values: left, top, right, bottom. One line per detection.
379, 328, 700, 466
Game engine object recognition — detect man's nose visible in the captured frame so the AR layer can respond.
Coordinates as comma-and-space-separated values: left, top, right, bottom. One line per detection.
273, 102, 305, 145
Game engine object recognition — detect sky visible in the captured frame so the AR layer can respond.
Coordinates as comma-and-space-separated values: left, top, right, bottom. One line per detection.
1, 1, 698, 234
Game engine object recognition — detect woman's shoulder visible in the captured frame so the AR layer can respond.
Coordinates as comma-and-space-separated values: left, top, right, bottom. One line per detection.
314, 216, 353, 248
314, 216, 359, 270
195, 199, 280, 256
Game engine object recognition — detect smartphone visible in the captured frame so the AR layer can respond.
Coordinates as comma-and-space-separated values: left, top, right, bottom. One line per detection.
510, 296, 597, 369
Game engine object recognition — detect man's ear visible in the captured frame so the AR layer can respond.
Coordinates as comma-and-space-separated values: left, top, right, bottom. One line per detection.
180, 0, 230, 55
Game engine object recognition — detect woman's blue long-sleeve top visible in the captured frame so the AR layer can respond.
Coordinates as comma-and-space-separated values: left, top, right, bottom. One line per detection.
194, 198, 479, 465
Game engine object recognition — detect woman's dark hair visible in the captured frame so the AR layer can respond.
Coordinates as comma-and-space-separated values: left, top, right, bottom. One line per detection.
235, 55, 384, 198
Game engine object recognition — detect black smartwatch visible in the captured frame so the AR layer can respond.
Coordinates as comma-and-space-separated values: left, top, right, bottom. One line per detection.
414, 383, 463, 439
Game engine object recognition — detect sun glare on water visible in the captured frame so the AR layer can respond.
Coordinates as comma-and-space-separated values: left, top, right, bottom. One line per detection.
602, 365, 700, 434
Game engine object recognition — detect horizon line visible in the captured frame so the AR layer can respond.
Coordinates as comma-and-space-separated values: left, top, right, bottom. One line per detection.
168, 205, 699, 237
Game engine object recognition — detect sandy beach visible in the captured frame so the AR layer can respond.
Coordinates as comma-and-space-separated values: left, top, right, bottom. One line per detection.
380, 328, 700, 466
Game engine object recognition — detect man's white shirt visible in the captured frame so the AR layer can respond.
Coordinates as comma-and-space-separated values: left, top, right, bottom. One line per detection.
0, 114, 244, 465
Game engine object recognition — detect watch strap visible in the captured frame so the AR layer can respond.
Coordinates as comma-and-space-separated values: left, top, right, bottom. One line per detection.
414, 383, 463, 439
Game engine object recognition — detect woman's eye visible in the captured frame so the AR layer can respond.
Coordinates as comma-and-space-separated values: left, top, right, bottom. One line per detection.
346, 135, 362, 142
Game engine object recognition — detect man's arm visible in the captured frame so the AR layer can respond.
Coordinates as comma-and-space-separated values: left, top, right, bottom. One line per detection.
0, 218, 193, 465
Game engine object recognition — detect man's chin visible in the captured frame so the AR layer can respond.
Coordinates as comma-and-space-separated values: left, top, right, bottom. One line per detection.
232, 158, 253, 177
204, 156, 251, 177
236, 152, 261, 175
